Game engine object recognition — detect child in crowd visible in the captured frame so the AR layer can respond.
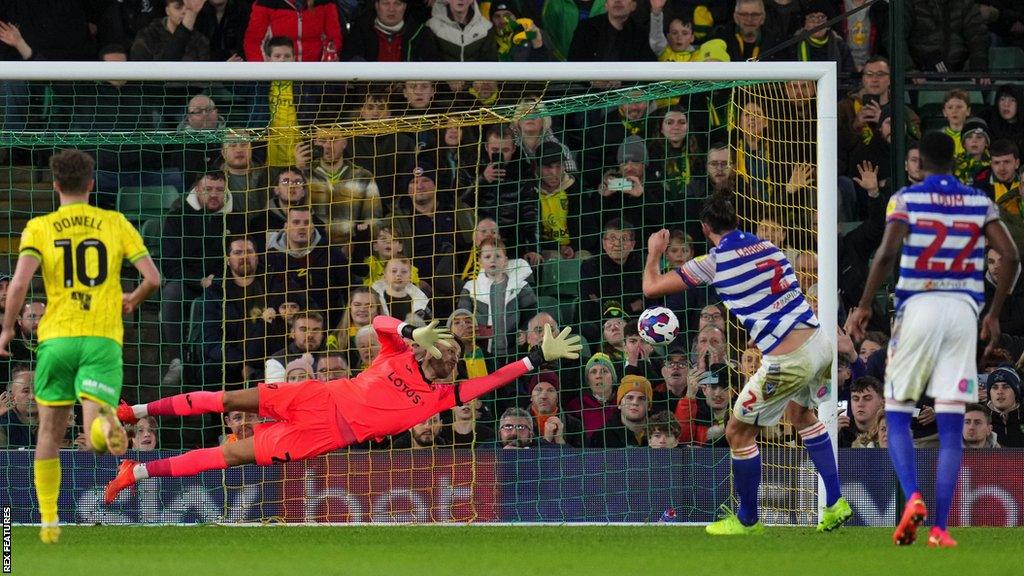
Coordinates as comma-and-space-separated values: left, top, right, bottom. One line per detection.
649, 0, 697, 62
263, 36, 300, 166
371, 257, 430, 323
955, 117, 991, 184
459, 238, 537, 360
361, 224, 421, 287
941, 89, 972, 155
130, 416, 159, 451
647, 411, 682, 448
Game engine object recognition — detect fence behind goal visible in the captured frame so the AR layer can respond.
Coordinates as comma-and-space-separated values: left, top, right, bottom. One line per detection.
0, 62, 837, 524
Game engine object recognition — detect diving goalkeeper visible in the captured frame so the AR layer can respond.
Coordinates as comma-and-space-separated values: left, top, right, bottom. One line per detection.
105, 315, 581, 502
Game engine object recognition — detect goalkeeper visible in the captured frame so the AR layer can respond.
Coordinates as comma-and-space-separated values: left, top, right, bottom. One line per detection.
105, 315, 581, 502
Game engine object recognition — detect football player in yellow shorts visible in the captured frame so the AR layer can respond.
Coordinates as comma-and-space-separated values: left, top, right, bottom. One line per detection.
0, 149, 161, 543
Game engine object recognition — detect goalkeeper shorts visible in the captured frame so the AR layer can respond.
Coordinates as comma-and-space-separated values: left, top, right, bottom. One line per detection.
253, 380, 358, 466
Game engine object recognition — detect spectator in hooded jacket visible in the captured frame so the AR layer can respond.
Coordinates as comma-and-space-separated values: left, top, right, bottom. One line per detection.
568, 0, 654, 62
131, 0, 211, 61
243, 0, 342, 62
903, 0, 990, 80
343, 0, 422, 61
411, 0, 497, 61
986, 365, 1024, 447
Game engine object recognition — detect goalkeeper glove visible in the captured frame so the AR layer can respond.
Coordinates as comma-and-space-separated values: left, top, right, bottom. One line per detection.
411, 320, 455, 359
540, 324, 582, 361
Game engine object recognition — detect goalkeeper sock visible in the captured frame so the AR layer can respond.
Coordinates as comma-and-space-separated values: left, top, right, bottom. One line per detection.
798, 422, 841, 507
147, 391, 224, 418
934, 409, 966, 530
731, 444, 760, 526
33, 458, 61, 525
885, 406, 920, 497
143, 446, 227, 478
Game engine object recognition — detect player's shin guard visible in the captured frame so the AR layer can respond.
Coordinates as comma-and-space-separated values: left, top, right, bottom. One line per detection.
799, 422, 841, 507
885, 401, 920, 497
143, 446, 228, 478
934, 404, 966, 531
146, 391, 225, 418
731, 444, 761, 526
33, 458, 60, 525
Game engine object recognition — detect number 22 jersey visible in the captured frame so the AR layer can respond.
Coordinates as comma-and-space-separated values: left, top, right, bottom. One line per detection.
19, 203, 148, 345
888, 174, 999, 313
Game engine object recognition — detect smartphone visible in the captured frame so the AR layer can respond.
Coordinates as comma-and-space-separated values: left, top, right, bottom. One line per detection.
311, 141, 324, 162
606, 177, 634, 191
703, 350, 711, 368
489, 151, 502, 166
837, 400, 848, 416
862, 93, 880, 108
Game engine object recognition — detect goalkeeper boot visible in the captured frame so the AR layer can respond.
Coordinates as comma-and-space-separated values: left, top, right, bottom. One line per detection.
706, 513, 765, 536
816, 496, 853, 532
39, 521, 60, 544
893, 491, 928, 546
92, 404, 128, 456
104, 459, 139, 504
117, 400, 139, 425
927, 527, 958, 548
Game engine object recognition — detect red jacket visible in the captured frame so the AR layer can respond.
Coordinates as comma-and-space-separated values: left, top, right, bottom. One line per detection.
244, 0, 342, 62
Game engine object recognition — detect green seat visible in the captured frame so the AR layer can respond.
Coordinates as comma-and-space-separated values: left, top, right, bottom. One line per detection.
139, 218, 162, 260
991, 47, 1024, 71
538, 258, 582, 298
117, 185, 179, 224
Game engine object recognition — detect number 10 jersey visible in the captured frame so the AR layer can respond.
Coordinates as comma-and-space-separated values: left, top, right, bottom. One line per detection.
887, 174, 1000, 314
20, 202, 148, 345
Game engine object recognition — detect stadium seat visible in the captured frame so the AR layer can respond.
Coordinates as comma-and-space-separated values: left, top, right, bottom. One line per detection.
117, 185, 179, 223
538, 258, 581, 298
139, 218, 163, 260
990, 47, 1024, 71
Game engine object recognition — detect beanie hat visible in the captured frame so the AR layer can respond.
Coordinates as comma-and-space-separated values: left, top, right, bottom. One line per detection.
616, 135, 649, 165
987, 365, 1021, 399
586, 352, 616, 376
617, 374, 653, 404
695, 39, 730, 63
527, 371, 559, 395
962, 117, 990, 143
285, 356, 315, 379
447, 308, 473, 329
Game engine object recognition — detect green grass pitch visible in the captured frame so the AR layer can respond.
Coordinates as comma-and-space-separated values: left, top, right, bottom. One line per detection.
9, 526, 1024, 576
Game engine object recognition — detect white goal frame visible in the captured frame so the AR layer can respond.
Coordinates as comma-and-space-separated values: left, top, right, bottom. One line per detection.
2, 60, 839, 523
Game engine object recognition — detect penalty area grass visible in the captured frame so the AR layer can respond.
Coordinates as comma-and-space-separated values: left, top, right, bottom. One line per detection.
9, 525, 1024, 576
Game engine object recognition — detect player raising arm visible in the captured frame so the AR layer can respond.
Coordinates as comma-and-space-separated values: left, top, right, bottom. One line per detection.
644, 194, 851, 536
105, 315, 581, 502
0, 149, 161, 543
845, 131, 1019, 548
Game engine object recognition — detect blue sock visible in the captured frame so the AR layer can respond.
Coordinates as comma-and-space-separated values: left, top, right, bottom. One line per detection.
886, 410, 920, 498
934, 412, 965, 531
802, 431, 842, 507
732, 447, 761, 526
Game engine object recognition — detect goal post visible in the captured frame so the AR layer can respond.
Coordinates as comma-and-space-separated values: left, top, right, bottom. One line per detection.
0, 61, 838, 525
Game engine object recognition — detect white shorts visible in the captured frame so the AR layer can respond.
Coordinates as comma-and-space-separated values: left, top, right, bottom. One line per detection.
733, 328, 833, 426
885, 293, 979, 403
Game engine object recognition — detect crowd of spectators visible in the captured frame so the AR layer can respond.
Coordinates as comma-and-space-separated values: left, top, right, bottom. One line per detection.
2, 0, 1024, 453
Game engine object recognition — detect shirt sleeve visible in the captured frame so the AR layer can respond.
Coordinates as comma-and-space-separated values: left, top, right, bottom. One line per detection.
984, 197, 1001, 226
675, 253, 715, 288
886, 193, 909, 224
18, 219, 42, 260
432, 357, 534, 414
372, 315, 410, 357
119, 213, 149, 263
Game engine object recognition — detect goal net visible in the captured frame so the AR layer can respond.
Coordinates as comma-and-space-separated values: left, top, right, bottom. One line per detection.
0, 62, 837, 525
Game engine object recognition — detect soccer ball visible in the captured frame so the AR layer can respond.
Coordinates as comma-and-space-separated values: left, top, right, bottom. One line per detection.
637, 307, 679, 345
